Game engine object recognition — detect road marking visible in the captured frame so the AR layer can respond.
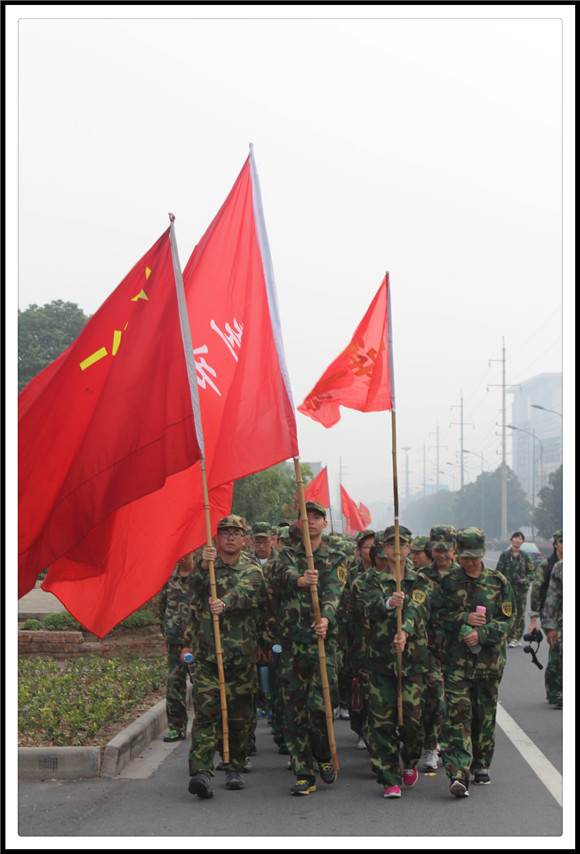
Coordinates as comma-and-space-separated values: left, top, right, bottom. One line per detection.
496, 702, 562, 806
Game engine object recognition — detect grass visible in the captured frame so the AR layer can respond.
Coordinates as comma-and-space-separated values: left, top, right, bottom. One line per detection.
18, 655, 166, 746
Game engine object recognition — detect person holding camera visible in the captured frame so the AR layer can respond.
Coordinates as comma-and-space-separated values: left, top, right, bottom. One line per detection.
539, 558, 563, 709
528, 530, 563, 706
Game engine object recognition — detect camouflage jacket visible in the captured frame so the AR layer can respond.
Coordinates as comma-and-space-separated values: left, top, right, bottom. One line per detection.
530, 556, 556, 617
267, 539, 347, 649
541, 560, 562, 632
349, 564, 429, 677
183, 551, 266, 666
433, 564, 515, 678
336, 557, 370, 643
414, 560, 458, 661
156, 568, 195, 645
496, 547, 535, 587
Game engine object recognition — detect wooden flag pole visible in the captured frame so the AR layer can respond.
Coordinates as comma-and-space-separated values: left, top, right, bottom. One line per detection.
200, 459, 229, 762
293, 457, 340, 772
390, 410, 404, 727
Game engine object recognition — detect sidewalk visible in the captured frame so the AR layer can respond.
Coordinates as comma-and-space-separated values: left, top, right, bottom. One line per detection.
18, 585, 66, 620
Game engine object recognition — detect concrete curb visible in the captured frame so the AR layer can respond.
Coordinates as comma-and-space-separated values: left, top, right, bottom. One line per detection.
18, 699, 167, 782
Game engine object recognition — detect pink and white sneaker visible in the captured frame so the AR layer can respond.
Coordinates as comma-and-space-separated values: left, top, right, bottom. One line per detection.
383, 785, 402, 798
402, 767, 418, 787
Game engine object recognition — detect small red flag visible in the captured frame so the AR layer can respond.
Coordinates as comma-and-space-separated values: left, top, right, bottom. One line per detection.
341, 485, 366, 535
298, 275, 394, 428
358, 502, 372, 528
303, 466, 330, 508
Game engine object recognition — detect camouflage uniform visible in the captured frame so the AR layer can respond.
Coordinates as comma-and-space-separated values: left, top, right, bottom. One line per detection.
184, 537, 266, 777
496, 545, 535, 643
539, 559, 562, 706
267, 535, 347, 778
530, 531, 563, 705
157, 563, 195, 733
350, 527, 430, 789
434, 528, 515, 787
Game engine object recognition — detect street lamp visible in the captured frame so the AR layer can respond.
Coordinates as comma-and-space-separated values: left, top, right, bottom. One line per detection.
507, 424, 544, 537
463, 449, 490, 472
531, 404, 562, 418
441, 468, 456, 490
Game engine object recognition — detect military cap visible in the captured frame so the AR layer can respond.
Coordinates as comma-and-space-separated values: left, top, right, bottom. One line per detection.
217, 514, 247, 532
429, 525, 457, 550
456, 527, 485, 557
305, 500, 326, 519
383, 525, 413, 544
252, 521, 272, 537
372, 530, 389, 559
356, 529, 375, 548
410, 535, 430, 552
552, 530, 563, 541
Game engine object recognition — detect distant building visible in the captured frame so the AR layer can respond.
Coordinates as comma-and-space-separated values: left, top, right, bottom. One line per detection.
509, 373, 562, 501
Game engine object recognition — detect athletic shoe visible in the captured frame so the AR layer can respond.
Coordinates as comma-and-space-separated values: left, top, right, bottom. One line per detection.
339, 707, 350, 719
357, 736, 367, 750
225, 770, 245, 790
243, 757, 252, 772
278, 744, 290, 755
402, 767, 418, 787
418, 749, 438, 772
333, 707, 340, 719
291, 775, 316, 796
163, 727, 185, 742
508, 640, 521, 648
188, 771, 214, 799
383, 785, 401, 798
473, 769, 491, 785
317, 760, 337, 784
449, 779, 469, 798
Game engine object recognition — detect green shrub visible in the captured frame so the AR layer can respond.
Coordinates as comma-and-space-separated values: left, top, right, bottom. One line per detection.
42, 613, 81, 631
18, 655, 166, 746
119, 608, 157, 628
21, 619, 44, 631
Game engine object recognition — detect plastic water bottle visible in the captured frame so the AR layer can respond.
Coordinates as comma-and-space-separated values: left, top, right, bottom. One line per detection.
470, 606, 486, 654
183, 652, 196, 679
351, 676, 363, 712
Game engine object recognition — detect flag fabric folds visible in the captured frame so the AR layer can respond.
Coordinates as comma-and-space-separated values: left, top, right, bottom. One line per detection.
303, 466, 330, 508
358, 502, 372, 528
340, 485, 366, 535
20, 148, 299, 637
298, 275, 395, 428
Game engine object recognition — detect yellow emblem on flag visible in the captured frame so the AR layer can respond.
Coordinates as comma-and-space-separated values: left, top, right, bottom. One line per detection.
502, 601, 513, 617
337, 566, 347, 583
412, 590, 426, 604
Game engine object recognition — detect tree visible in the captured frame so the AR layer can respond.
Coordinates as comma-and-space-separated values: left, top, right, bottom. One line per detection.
231, 462, 313, 527
402, 490, 457, 535
533, 466, 563, 538
18, 300, 90, 392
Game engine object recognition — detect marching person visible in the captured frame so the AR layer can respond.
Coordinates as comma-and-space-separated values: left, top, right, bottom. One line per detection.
496, 531, 535, 647
528, 530, 563, 707
539, 557, 563, 709
183, 515, 266, 799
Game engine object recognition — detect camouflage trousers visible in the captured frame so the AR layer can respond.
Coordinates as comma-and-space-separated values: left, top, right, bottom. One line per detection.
545, 637, 562, 704
442, 668, 500, 781
364, 669, 425, 788
269, 662, 287, 748
422, 657, 445, 750
280, 641, 339, 777
508, 582, 529, 642
165, 644, 190, 731
188, 657, 255, 776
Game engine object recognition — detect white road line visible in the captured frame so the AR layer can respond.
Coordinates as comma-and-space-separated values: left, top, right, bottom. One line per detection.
496, 702, 563, 806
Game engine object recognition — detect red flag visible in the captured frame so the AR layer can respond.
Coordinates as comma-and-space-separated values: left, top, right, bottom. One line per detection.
19, 227, 203, 602
298, 275, 394, 427
303, 466, 330, 507
30, 149, 299, 636
341, 485, 366, 535
358, 502, 372, 528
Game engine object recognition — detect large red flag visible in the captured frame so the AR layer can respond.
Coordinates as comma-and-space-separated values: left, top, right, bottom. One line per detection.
341, 485, 366, 535
298, 275, 394, 427
303, 466, 330, 508
30, 149, 299, 636
358, 502, 372, 528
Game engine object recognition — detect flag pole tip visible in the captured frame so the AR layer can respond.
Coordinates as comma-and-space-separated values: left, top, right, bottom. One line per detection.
168, 212, 175, 222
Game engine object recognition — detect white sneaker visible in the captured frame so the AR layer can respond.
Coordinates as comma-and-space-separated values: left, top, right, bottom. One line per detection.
333, 707, 340, 719
356, 736, 367, 750
339, 707, 350, 719
418, 748, 438, 772
508, 640, 521, 648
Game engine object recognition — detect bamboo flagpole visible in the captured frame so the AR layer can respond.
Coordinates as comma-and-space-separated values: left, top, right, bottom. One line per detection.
293, 457, 340, 772
390, 409, 404, 727
169, 214, 229, 762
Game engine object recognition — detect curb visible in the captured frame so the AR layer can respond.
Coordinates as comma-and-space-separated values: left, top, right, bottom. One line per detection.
18, 699, 168, 782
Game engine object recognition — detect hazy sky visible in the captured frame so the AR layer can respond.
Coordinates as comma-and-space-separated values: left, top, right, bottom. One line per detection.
9, 6, 573, 511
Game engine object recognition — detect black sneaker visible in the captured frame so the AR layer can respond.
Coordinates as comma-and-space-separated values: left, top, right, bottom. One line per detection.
188, 770, 214, 799
449, 779, 470, 798
317, 760, 337, 785
278, 744, 290, 755
290, 775, 316, 796
473, 770, 491, 785
163, 727, 186, 742
225, 770, 245, 790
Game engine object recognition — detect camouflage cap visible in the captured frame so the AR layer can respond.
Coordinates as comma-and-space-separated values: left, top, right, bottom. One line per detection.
217, 514, 247, 532
383, 525, 413, 544
552, 529, 563, 541
305, 500, 326, 519
456, 527, 485, 557
372, 530, 389, 559
410, 535, 430, 552
356, 529, 375, 548
252, 521, 272, 537
429, 525, 457, 550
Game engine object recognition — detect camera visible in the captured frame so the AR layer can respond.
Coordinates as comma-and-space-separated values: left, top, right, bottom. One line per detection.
523, 628, 543, 644
522, 628, 543, 670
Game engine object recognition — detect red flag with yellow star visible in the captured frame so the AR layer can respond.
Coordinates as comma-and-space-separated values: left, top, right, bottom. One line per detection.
298, 275, 394, 427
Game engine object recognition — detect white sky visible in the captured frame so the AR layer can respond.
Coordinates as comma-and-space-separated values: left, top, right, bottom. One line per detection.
8, 5, 574, 510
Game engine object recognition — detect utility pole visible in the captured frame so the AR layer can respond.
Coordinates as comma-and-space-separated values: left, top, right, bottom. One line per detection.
429, 423, 446, 492
488, 338, 521, 539
450, 390, 473, 490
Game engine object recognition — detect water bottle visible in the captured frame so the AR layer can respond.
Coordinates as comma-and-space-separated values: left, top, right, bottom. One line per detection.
351, 676, 363, 712
271, 643, 282, 668
258, 665, 271, 694
183, 652, 196, 679
461, 605, 486, 654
